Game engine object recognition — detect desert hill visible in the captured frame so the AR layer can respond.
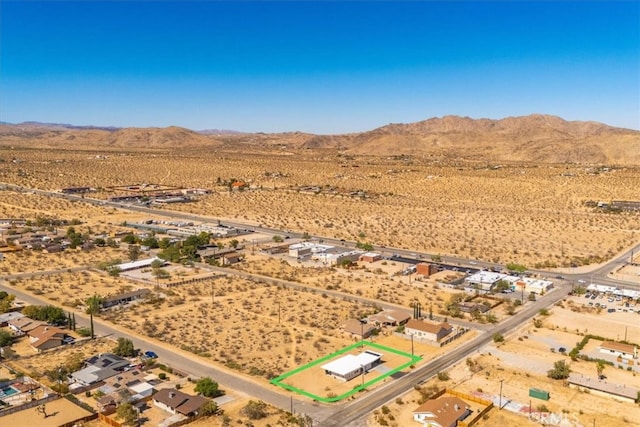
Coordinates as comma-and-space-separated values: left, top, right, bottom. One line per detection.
303, 114, 640, 164
1, 115, 639, 164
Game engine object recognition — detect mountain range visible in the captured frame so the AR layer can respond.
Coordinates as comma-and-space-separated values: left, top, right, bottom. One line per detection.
1, 114, 639, 164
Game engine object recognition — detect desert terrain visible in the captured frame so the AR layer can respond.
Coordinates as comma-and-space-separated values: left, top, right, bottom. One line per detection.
1, 115, 639, 426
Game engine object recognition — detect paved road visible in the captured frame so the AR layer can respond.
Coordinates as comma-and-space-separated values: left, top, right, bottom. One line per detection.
317, 285, 573, 427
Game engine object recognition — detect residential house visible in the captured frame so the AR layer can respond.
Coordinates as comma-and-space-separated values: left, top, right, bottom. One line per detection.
8, 317, 47, 336
71, 353, 130, 387
153, 388, 209, 416
599, 341, 638, 360
101, 289, 151, 309
28, 325, 66, 352
413, 396, 471, 427
0, 311, 24, 327
343, 319, 377, 339
220, 252, 243, 265
368, 310, 411, 327
405, 319, 453, 342
457, 302, 489, 314
321, 351, 383, 382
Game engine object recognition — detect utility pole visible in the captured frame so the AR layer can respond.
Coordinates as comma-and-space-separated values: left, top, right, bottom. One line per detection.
499, 379, 504, 410
411, 334, 414, 357
361, 364, 365, 387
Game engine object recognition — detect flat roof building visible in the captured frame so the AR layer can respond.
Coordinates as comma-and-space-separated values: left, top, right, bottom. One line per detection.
321, 351, 382, 381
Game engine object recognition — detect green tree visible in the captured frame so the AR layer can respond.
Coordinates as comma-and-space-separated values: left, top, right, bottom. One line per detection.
127, 245, 141, 262
272, 235, 284, 243
151, 259, 165, 269
596, 360, 606, 378
22, 305, 67, 326
116, 402, 139, 426
195, 377, 224, 398
122, 234, 137, 244
506, 262, 527, 274
494, 280, 511, 293
229, 239, 239, 249
0, 293, 16, 313
492, 333, 504, 343
200, 400, 220, 416
528, 292, 537, 302
0, 330, 13, 347
547, 360, 571, 380
113, 337, 136, 357
85, 295, 103, 339
141, 236, 159, 249
93, 237, 106, 247
107, 266, 122, 277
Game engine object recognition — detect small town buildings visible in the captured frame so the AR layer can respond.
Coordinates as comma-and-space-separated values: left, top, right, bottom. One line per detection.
464, 271, 506, 293
7, 317, 47, 336
71, 353, 130, 387
457, 302, 490, 314
220, 252, 243, 265
288, 242, 335, 258
343, 319, 377, 339
28, 325, 67, 352
153, 388, 209, 416
359, 252, 382, 263
115, 257, 165, 272
599, 341, 638, 360
368, 310, 411, 327
0, 311, 24, 327
503, 276, 553, 294
416, 263, 439, 277
404, 319, 453, 342
321, 351, 383, 381
412, 396, 471, 427
567, 373, 639, 403
101, 289, 151, 309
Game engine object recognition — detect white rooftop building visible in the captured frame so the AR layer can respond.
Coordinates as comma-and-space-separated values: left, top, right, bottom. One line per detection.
321, 351, 382, 381
115, 257, 165, 272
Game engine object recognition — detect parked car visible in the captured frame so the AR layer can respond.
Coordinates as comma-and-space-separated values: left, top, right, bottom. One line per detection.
143, 350, 158, 359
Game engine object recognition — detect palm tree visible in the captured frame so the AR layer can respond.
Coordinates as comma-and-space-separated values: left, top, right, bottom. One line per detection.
85, 295, 103, 339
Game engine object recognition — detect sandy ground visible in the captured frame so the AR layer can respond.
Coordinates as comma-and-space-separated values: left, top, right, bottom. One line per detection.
0, 396, 94, 427
2, 149, 640, 268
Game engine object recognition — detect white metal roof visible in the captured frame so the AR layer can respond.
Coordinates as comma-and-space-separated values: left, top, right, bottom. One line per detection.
465, 271, 506, 284
116, 257, 164, 271
321, 351, 382, 376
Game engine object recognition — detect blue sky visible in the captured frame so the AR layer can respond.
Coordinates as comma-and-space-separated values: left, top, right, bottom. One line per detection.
1, 1, 638, 133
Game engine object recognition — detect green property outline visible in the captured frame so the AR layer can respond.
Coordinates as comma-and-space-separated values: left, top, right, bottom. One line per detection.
270, 340, 422, 402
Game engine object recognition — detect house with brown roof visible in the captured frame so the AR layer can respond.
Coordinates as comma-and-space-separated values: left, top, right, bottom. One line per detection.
343, 319, 378, 339
368, 310, 411, 327
599, 341, 638, 360
405, 319, 453, 342
28, 325, 66, 352
153, 388, 209, 416
413, 396, 471, 427
8, 317, 47, 336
